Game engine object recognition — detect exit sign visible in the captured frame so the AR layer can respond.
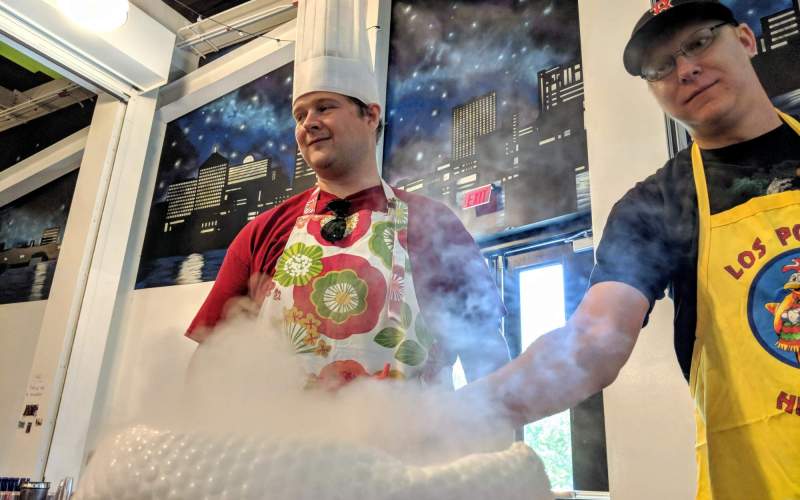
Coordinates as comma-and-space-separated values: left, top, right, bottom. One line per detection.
461, 184, 493, 209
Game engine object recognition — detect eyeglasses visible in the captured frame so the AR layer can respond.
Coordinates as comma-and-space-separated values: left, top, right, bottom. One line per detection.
641, 22, 731, 82
321, 199, 351, 243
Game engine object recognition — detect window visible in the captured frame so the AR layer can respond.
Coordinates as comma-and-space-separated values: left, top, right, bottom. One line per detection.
519, 264, 573, 491
483, 234, 609, 494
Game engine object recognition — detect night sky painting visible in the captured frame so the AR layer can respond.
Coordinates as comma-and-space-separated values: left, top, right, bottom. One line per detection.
382, 0, 589, 240
0, 170, 78, 304
721, 0, 800, 112
151, 62, 296, 204
136, 62, 306, 289
724, 0, 794, 37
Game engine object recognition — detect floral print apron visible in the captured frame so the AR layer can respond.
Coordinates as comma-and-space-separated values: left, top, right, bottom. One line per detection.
257, 181, 439, 387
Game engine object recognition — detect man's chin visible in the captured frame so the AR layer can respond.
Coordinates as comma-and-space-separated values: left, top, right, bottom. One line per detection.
306, 157, 334, 173
677, 99, 734, 133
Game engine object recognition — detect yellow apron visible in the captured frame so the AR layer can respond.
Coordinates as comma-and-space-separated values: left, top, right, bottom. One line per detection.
691, 111, 800, 500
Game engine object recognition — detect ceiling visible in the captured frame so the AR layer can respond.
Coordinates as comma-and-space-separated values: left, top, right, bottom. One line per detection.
0, 43, 94, 136
0, 43, 96, 173
161, 0, 253, 21
0, 0, 293, 157
166, 0, 296, 58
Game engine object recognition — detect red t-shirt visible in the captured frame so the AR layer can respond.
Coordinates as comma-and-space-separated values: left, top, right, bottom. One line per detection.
187, 185, 504, 366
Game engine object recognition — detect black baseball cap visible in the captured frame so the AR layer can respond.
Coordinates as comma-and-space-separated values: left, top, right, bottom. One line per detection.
623, 0, 738, 77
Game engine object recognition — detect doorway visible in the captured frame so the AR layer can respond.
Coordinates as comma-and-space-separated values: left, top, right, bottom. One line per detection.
487, 233, 609, 495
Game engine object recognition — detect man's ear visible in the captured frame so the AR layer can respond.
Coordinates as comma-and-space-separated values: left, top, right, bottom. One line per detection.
736, 23, 758, 58
365, 103, 382, 128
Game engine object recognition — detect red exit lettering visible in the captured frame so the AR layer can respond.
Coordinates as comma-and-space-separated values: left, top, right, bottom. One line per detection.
462, 184, 493, 210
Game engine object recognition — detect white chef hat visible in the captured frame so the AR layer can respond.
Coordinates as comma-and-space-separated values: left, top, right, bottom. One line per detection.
292, 0, 379, 106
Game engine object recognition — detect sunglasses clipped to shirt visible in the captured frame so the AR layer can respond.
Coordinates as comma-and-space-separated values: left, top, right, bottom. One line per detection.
641, 22, 732, 82
321, 199, 351, 243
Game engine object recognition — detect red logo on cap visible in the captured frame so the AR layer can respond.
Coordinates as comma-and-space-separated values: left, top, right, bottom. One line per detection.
651, 0, 673, 15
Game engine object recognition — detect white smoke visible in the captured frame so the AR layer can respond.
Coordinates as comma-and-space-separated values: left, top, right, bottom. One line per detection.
76, 316, 554, 499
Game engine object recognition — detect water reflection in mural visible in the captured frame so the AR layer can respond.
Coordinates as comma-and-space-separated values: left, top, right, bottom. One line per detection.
135, 63, 305, 289
0, 170, 78, 304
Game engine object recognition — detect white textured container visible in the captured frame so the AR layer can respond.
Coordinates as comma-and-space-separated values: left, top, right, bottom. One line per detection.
76, 424, 553, 500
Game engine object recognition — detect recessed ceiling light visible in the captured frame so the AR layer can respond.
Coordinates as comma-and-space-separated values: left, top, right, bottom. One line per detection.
57, 0, 129, 33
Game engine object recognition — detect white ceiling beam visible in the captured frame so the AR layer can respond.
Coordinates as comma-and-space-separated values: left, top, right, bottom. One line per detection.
129, 0, 200, 80
0, 126, 88, 207
159, 18, 295, 122
0, 79, 94, 132
130, 0, 190, 34
176, 0, 295, 57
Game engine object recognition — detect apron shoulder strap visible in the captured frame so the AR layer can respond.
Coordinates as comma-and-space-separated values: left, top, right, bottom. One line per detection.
303, 187, 322, 215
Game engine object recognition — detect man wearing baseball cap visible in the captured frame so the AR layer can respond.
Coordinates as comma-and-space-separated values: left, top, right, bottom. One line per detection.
467, 1, 800, 497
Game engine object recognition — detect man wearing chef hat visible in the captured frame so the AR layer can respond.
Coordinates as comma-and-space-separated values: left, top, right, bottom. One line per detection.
466, 1, 800, 498
187, 0, 509, 388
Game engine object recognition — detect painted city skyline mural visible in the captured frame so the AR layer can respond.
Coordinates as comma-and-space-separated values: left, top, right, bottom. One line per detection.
0, 170, 78, 304
724, 0, 795, 37
135, 62, 314, 289
382, 0, 589, 239
725, 0, 800, 113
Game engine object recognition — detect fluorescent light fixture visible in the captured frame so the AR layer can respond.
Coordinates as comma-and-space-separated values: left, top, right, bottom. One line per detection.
57, 0, 129, 32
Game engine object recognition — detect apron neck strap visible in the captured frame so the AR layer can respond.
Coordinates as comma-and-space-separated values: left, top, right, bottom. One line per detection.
302, 186, 322, 215
691, 109, 800, 219
777, 109, 800, 135
302, 180, 397, 215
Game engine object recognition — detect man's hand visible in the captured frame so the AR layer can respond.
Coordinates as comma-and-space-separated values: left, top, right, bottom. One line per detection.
222, 295, 261, 320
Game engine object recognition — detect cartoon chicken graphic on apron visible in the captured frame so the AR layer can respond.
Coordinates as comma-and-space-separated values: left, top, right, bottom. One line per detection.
764, 258, 800, 363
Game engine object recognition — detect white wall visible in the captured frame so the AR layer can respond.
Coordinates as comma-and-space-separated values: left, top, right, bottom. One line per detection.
0, 301, 46, 474
79, 23, 299, 466
6, 96, 129, 479
84, 283, 210, 449
578, 0, 697, 499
